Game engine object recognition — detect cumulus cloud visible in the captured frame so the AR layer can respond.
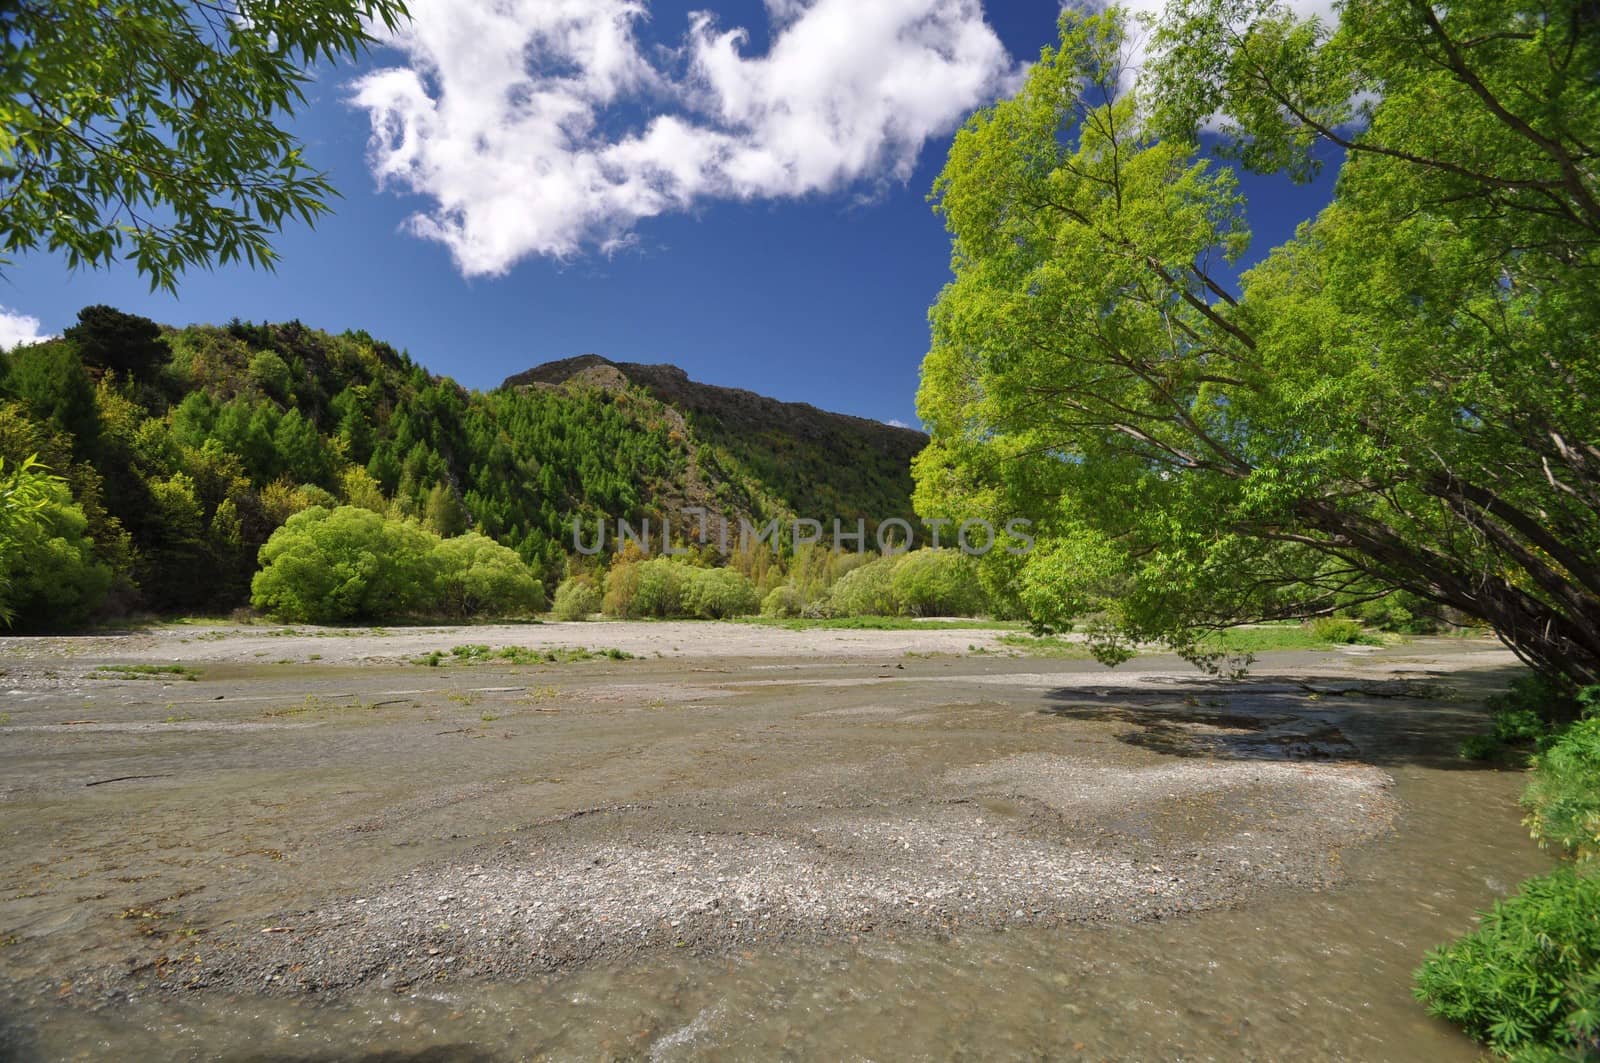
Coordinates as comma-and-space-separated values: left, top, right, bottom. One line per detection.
353, 0, 1019, 275
0, 307, 51, 350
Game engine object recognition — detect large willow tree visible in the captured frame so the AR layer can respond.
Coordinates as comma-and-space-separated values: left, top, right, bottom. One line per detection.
915, 2, 1600, 688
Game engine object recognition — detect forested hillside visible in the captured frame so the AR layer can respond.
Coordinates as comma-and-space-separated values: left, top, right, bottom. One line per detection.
505, 355, 926, 528
0, 307, 924, 627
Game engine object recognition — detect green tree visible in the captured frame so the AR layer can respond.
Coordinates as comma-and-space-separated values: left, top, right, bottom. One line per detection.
0, 0, 410, 290
249, 350, 293, 400
0, 454, 56, 624
917, 5, 1600, 687
251, 505, 439, 622
1, 343, 100, 455
0, 472, 111, 629
423, 481, 468, 537
633, 557, 690, 618
434, 532, 545, 619
64, 306, 169, 379
337, 465, 388, 513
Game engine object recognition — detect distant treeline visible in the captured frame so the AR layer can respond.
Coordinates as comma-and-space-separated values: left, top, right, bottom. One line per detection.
0, 307, 924, 629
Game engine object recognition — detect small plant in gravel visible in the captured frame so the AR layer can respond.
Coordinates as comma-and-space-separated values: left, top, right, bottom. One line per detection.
997, 633, 1089, 658
90, 664, 201, 681
419, 645, 634, 666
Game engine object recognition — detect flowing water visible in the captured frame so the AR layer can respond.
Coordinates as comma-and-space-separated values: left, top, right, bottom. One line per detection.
0, 760, 1547, 1062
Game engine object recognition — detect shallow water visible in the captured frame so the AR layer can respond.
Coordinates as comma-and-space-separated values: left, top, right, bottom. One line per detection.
0, 759, 1548, 1062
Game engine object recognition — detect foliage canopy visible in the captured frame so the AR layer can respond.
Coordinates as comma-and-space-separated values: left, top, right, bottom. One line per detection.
916, 3, 1600, 685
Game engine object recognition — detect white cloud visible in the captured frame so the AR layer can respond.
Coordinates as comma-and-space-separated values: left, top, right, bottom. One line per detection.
886, 418, 912, 429
0, 307, 52, 350
354, 0, 1019, 275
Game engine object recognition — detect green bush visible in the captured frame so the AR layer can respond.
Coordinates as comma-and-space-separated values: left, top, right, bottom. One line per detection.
1462, 680, 1579, 761
1492, 674, 1588, 729
683, 567, 759, 619
890, 548, 987, 617
434, 532, 545, 618
1305, 617, 1371, 645
552, 577, 602, 621
1415, 867, 1600, 1059
632, 557, 690, 618
1459, 734, 1506, 762
1497, 709, 1552, 746
761, 584, 805, 619
251, 505, 440, 622
828, 555, 901, 616
1524, 713, 1600, 863
602, 560, 643, 618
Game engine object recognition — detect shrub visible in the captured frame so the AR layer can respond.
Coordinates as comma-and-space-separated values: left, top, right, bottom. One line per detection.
828, 555, 901, 616
683, 567, 759, 619
632, 557, 690, 618
1523, 713, 1600, 862
1306, 617, 1370, 645
1462, 679, 1584, 761
553, 577, 602, 621
762, 584, 805, 619
890, 548, 986, 617
1492, 674, 1587, 729
1459, 734, 1505, 763
602, 559, 643, 618
434, 532, 545, 619
1414, 866, 1600, 1059
251, 505, 440, 622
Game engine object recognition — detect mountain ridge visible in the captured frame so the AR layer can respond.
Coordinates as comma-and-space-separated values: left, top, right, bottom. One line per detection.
502, 354, 926, 444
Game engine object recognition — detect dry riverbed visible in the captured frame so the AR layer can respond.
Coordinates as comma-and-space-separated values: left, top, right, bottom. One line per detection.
0, 623, 1540, 1058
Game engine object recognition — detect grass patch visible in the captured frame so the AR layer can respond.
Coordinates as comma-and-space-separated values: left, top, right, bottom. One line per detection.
413, 645, 633, 667
735, 616, 1022, 631
996, 633, 1092, 658
90, 664, 201, 681
1199, 622, 1382, 655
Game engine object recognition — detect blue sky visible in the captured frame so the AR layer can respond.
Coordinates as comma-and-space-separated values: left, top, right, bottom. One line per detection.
1, 0, 1338, 427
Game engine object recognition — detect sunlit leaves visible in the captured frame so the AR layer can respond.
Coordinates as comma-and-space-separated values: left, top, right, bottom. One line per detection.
0, 0, 409, 291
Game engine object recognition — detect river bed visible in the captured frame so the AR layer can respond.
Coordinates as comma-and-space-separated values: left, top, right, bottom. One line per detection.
0, 624, 1547, 1060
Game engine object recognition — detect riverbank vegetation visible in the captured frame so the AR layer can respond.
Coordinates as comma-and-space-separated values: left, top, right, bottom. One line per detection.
1417, 686, 1600, 1060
